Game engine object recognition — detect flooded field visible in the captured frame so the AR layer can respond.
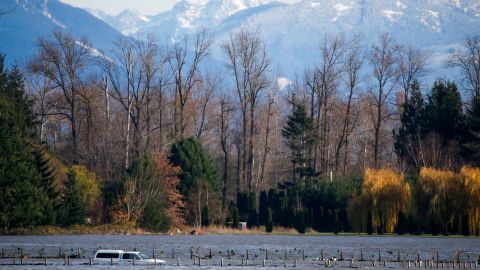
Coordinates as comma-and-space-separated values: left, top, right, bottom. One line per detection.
0, 235, 478, 269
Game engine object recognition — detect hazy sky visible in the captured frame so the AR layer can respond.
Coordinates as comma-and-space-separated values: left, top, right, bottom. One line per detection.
60, 0, 301, 15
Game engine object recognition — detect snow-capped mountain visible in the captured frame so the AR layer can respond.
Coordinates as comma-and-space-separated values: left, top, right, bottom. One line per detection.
87, 0, 480, 76
91, 0, 276, 37
0, 0, 122, 66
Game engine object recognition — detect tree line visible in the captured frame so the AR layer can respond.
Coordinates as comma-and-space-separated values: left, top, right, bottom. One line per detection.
0, 28, 479, 234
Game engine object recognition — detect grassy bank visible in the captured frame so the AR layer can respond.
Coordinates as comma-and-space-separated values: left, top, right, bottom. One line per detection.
1, 225, 478, 237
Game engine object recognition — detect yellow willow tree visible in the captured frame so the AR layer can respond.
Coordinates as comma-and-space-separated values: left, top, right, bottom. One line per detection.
461, 166, 480, 235
417, 167, 465, 233
361, 168, 411, 233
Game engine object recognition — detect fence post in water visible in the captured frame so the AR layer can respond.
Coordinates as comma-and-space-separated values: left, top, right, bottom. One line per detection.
190, 249, 193, 259
321, 250, 324, 261
360, 250, 363, 261
133, 256, 136, 266
58, 248, 61, 258
378, 250, 381, 262
398, 251, 401, 262
303, 249, 305, 260
110, 257, 113, 266
384, 260, 386, 267
340, 250, 344, 261
263, 258, 266, 267
221, 257, 224, 267
247, 250, 249, 260
265, 249, 268, 260
294, 259, 297, 267
210, 249, 212, 259
177, 258, 180, 266
152, 248, 155, 259
285, 249, 287, 260
77, 248, 80, 258
44, 257, 48, 265
20, 248, 23, 258
172, 249, 175, 259
89, 257, 92, 266
64, 254, 67, 265
284, 259, 287, 268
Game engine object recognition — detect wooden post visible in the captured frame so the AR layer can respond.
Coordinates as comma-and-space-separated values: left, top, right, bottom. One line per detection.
89, 257, 92, 266
20, 257, 23, 265
190, 249, 193, 259
247, 250, 249, 260
340, 250, 344, 261
284, 259, 287, 268
44, 257, 48, 265
360, 250, 363, 261
110, 257, 113, 265
263, 258, 266, 267
77, 248, 80, 258
67, 256, 70, 266
378, 250, 381, 262
303, 249, 305, 260
398, 250, 401, 262
241, 258, 244, 267
221, 257, 224, 267
294, 259, 297, 267
20, 248, 23, 258
153, 248, 155, 259
285, 249, 287, 260
58, 248, 61, 258
321, 250, 324, 261
64, 254, 67, 265
384, 260, 386, 267
265, 249, 268, 260
133, 256, 136, 266
177, 258, 180, 266
199, 257, 201, 266
408, 260, 411, 268
210, 249, 212, 259
172, 249, 175, 259
350, 258, 353, 268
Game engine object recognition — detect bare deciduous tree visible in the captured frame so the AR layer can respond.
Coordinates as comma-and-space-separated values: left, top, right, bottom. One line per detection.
447, 35, 480, 97
30, 30, 90, 162
367, 34, 400, 168
222, 29, 270, 192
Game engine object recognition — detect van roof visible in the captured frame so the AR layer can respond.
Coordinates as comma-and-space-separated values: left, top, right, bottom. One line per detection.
96, 250, 124, 253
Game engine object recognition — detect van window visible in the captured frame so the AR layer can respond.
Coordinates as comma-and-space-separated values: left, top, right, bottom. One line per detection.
122, 253, 133, 260
96, 252, 119, 259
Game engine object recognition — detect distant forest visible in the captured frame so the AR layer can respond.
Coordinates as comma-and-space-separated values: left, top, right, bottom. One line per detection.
0, 29, 479, 235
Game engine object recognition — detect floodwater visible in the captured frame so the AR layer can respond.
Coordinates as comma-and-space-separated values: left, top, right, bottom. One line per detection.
0, 235, 478, 269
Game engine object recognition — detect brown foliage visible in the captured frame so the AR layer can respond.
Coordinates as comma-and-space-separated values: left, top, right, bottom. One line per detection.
151, 152, 186, 230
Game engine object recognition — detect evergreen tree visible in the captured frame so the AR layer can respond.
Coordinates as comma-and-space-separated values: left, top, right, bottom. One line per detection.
140, 200, 170, 232
231, 207, 239, 228
295, 211, 306, 234
0, 56, 52, 229
266, 207, 273, 233
463, 96, 480, 166
247, 192, 257, 228
258, 191, 268, 226
170, 138, 221, 197
425, 81, 465, 141
201, 205, 210, 227
60, 169, 85, 226
394, 81, 426, 168
282, 103, 316, 184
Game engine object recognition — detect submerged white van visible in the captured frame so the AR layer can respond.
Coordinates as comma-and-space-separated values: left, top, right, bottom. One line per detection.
93, 249, 165, 265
